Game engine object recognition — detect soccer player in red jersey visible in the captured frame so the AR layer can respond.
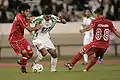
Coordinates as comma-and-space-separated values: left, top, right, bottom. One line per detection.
8, 3, 41, 73
64, 8, 120, 71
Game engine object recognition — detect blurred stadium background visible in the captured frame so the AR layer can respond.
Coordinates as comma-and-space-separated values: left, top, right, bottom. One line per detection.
0, 0, 120, 59
0, 1, 120, 80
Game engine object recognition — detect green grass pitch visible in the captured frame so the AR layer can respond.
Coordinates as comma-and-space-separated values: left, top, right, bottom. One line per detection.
0, 63, 120, 80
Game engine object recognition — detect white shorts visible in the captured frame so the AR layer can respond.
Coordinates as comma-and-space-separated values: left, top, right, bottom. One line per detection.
33, 37, 56, 52
83, 30, 93, 45
83, 37, 92, 45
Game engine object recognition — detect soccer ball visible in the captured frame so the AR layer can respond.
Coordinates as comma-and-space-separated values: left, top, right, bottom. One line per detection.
32, 64, 43, 73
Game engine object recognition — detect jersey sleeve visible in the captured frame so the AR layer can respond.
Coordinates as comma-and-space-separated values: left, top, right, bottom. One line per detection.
109, 22, 117, 33
81, 17, 87, 29
89, 20, 96, 28
81, 18, 85, 29
90, 16, 95, 20
32, 15, 44, 23
51, 15, 61, 23
81, 25, 84, 29
18, 15, 28, 29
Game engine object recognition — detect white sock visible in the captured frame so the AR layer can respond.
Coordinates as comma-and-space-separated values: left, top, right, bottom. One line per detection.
51, 57, 57, 71
83, 54, 88, 63
34, 53, 44, 63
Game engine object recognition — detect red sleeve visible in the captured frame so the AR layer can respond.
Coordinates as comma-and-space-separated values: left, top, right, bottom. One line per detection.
89, 20, 96, 28
18, 15, 28, 29
109, 22, 117, 33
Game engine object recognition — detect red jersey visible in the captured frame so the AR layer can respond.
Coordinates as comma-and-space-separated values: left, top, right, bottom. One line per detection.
8, 13, 28, 42
90, 17, 117, 49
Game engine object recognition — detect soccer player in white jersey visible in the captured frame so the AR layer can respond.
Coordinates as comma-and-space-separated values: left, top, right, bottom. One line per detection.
81, 8, 94, 65
31, 8, 66, 72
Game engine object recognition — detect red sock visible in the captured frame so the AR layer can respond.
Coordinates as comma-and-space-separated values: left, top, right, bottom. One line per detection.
85, 57, 98, 71
20, 57, 28, 67
20, 52, 28, 67
70, 52, 83, 66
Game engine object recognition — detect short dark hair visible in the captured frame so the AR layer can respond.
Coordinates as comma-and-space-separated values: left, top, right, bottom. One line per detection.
83, 7, 92, 16
94, 8, 103, 15
43, 8, 52, 15
17, 3, 30, 13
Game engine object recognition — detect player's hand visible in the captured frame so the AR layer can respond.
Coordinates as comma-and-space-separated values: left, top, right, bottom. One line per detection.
58, 16, 66, 24
27, 16, 35, 23
82, 24, 86, 27
35, 23, 43, 29
79, 29, 84, 33
61, 19, 66, 24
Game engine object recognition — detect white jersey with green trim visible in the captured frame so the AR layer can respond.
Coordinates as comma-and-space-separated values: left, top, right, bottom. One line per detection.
81, 16, 94, 45
32, 15, 60, 40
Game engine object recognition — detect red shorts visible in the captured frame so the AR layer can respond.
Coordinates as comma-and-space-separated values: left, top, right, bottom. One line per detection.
82, 42, 107, 57
9, 39, 33, 55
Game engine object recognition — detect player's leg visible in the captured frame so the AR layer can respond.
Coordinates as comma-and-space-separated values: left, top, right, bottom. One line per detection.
82, 51, 94, 65
9, 41, 29, 73
18, 39, 33, 73
27, 51, 33, 60
33, 46, 47, 64
98, 53, 104, 64
82, 53, 88, 65
33, 49, 44, 64
47, 49, 58, 72
32, 38, 47, 64
64, 43, 93, 70
82, 36, 90, 65
84, 56, 98, 72
44, 38, 58, 72
83, 50, 96, 65
84, 48, 106, 71
64, 52, 83, 70
18, 50, 29, 73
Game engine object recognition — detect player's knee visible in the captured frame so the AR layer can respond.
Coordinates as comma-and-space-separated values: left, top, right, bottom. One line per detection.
40, 48, 47, 57
21, 50, 28, 57
21, 50, 27, 55
51, 53, 57, 58
41, 52, 47, 57
40, 50, 47, 57
28, 51, 33, 59
48, 49, 57, 58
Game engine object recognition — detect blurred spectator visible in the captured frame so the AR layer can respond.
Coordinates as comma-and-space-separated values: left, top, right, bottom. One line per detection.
58, 8, 70, 21
68, 6, 78, 21
30, 0, 42, 16
8, 0, 22, 14
0, 0, 120, 23
31, 5, 40, 16
72, 0, 86, 11
0, 0, 9, 22
88, 0, 101, 13
40, 0, 52, 12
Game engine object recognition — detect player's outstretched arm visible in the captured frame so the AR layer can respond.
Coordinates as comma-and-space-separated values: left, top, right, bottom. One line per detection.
60, 19, 66, 24
26, 17, 35, 23
26, 23, 42, 32
114, 31, 120, 38
79, 26, 92, 33
56, 16, 66, 24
